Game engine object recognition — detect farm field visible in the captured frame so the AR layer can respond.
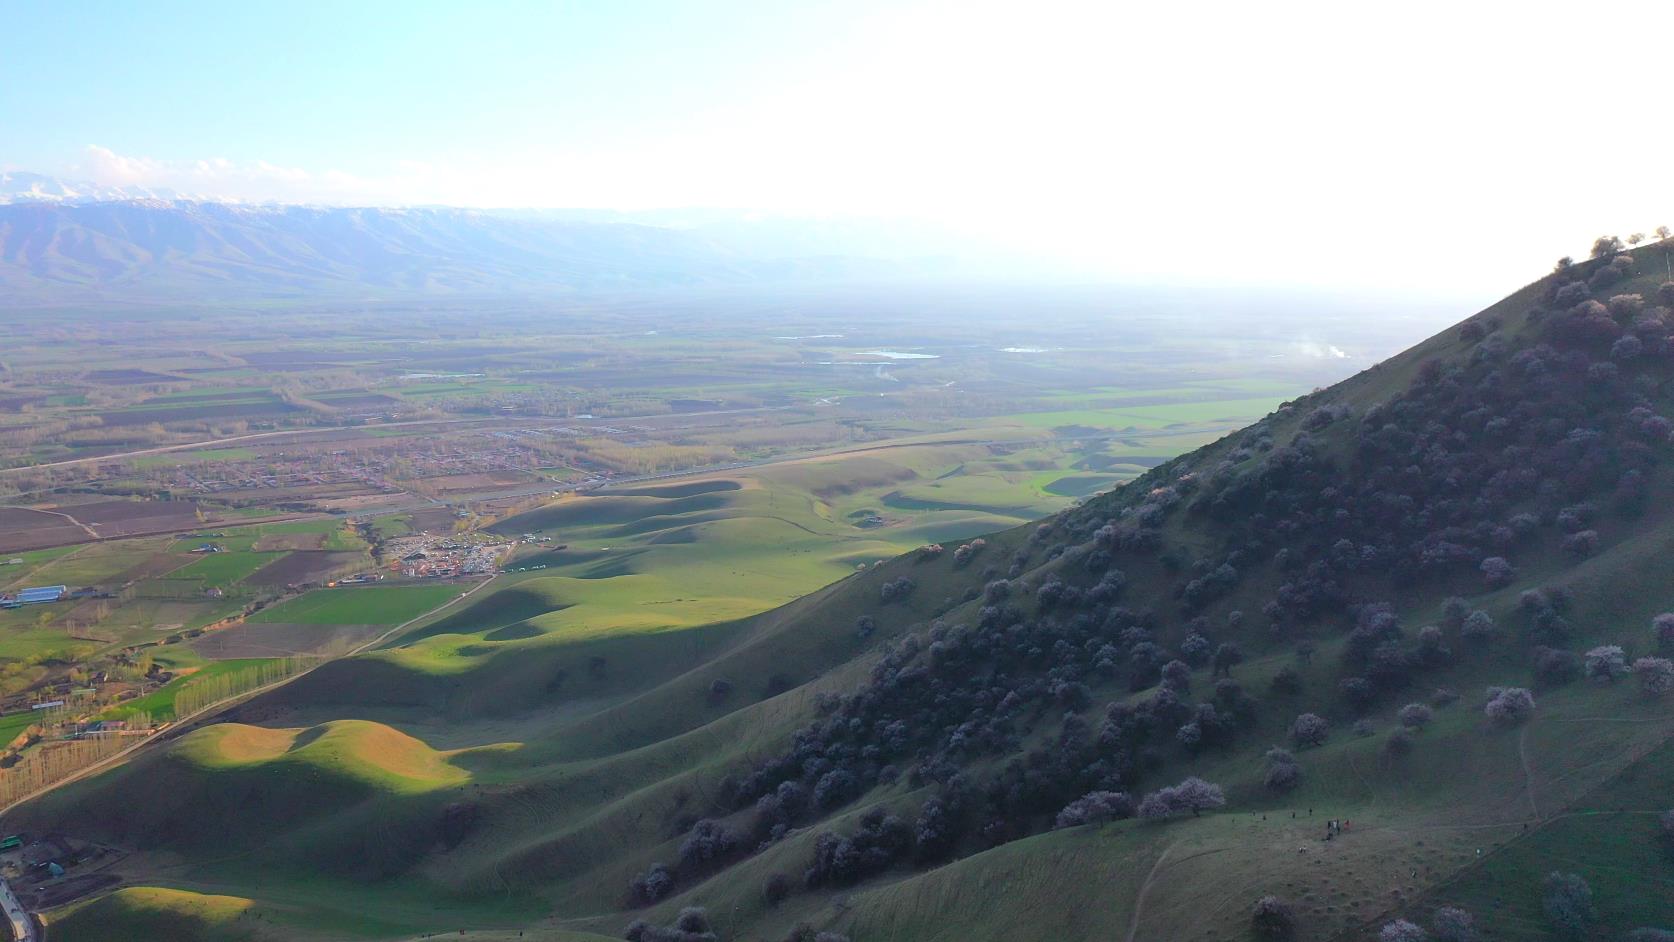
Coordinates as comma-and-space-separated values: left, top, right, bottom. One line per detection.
171, 550, 288, 586
249, 585, 469, 626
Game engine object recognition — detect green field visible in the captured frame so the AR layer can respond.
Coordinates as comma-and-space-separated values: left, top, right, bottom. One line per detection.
0, 709, 41, 747
101, 658, 286, 723
248, 585, 465, 626
172, 551, 287, 586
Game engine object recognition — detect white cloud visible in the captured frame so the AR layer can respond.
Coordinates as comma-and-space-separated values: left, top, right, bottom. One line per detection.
77, 145, 392, 204
84, 145, 163, 185
1295, 341, 1350, 360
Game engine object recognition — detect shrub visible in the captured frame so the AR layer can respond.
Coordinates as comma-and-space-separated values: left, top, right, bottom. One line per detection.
1479, 556, 1514, 588
1264, 747, 1301, 792
1384, 728, 1414, 759
880, 577, 916, 603
1251, 895, 1296, 939
1430, 906, 1478, 942
1533, 646, 1583, 687
629, 862, 675, 904
1634, 657, 1674, 697
1554, 281, 1590, 306
1379, 919, 1427, 942
1561, 530, 1599, 558
1398, 702, 1434, 730
1655, 613, 1674, 652
1270, 665, 1302, 696
1290, 713, 1329, 747
1160, 659, 1192, 693
1180, 632, 1212, 667
678, 819, 739, 869
1212, 642, 1245, 677
1542, 871, 1594, 940
1584, 645, 1628, 683
1460, 610, 1496, 644
1416, 625, 1452, 663
1137, 776, 1226, 819
813, 769, 859, 809
1484, 687, 1535, 726
763, 873, 791, 905
1054, 790, 1134, 829
1339, 677, 1376, 713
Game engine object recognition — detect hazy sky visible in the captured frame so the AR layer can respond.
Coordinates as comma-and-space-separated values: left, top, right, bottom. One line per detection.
4, 0, 1672, 296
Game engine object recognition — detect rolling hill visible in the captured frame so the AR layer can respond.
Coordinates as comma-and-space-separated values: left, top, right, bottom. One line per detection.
18, 238, 1674, 941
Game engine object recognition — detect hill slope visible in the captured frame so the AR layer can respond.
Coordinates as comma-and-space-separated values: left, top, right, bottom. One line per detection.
15, 240, 1674, 942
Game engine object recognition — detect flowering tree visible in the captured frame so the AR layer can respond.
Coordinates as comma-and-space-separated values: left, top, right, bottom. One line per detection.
1484, 687, 1535, 726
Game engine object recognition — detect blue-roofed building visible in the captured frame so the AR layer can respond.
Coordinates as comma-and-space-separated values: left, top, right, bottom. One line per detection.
17, 585, 66, 604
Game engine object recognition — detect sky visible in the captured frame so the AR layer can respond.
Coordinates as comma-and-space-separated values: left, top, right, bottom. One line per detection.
4, 0, 1673, 298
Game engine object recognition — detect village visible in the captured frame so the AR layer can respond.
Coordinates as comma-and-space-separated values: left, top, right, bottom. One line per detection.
376, 531, 518, 580
107, 425, 616, 502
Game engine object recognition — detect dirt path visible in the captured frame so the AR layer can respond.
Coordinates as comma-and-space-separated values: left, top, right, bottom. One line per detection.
32, 507, 98, 542
1126, 843, 1175, 942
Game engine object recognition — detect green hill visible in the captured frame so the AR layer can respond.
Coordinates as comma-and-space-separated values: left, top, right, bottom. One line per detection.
19, 240, 1674, 941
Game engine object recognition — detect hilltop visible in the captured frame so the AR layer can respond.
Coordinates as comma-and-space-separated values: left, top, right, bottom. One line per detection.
16, 236, 1674, 941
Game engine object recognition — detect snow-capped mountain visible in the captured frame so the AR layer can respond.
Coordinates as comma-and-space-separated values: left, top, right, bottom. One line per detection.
0, 170, 195, 204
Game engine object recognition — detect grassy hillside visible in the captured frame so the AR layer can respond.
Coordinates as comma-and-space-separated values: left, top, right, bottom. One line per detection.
21, 241, 1674, 941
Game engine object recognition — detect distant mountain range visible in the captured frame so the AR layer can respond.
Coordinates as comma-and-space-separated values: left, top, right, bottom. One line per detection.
0, 172, 975, 304
0, 170, 193, 204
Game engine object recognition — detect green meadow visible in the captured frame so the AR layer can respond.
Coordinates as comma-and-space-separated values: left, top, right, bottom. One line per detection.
249, 585, 466, 626
172, 551, 288, 586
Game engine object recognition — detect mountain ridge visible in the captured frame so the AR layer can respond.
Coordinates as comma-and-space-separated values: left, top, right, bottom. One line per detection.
0, 197, 935, 303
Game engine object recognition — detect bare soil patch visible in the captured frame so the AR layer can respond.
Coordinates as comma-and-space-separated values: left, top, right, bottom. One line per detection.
55, 500, 209, 539
253, 532, 327, 551
193, 621, 384, 658
245, 550, 365, 587
407, 507, 464, 532
0, 507, 88, 553
417, 470, 539, 495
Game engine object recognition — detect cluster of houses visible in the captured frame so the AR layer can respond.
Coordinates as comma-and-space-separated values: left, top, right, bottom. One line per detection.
385, 535, 510, 579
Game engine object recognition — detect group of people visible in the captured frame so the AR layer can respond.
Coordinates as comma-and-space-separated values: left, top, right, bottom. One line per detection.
1325, 818, 1351, 840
